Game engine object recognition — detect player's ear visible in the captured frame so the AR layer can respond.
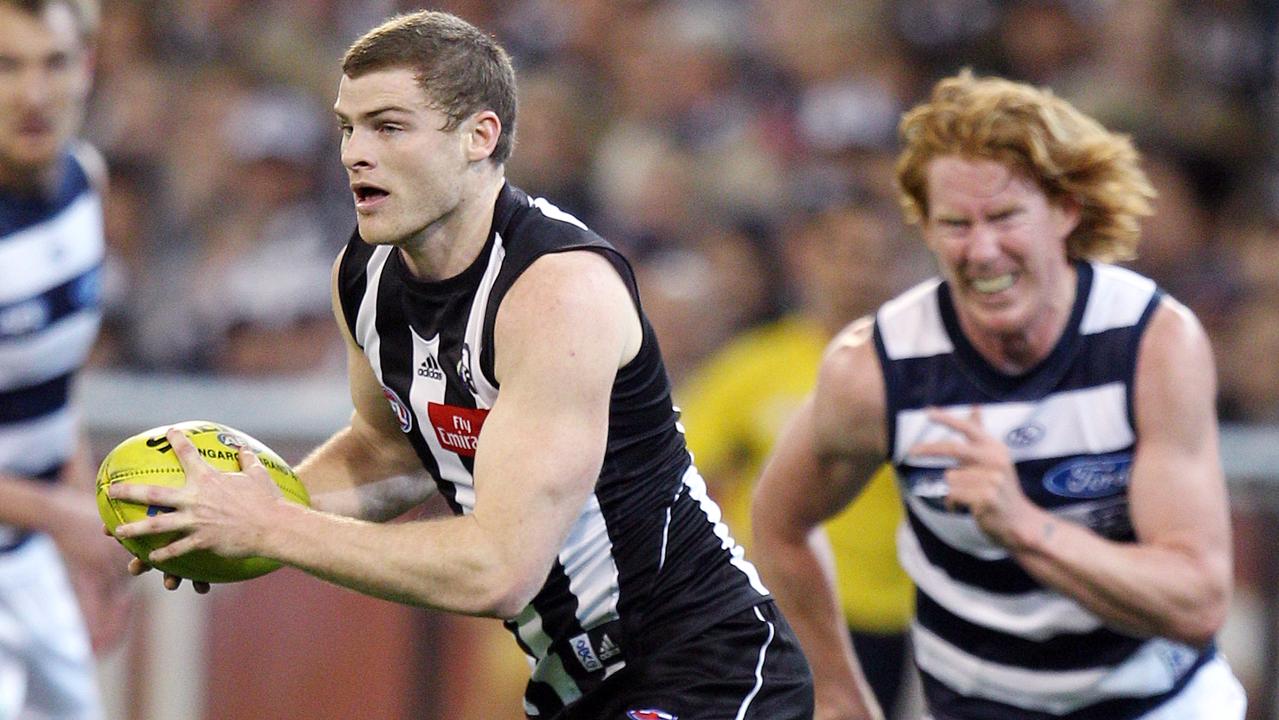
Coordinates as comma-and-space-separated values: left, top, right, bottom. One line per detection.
1052, 195, 1082, 239
465, 111, 501, 162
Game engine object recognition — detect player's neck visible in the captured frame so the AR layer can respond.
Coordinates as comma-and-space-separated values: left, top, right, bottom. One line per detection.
960, 278, 1076, 375
398, 171, 505, 282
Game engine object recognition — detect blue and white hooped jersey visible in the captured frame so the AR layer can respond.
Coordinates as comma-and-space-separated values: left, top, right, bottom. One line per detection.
0, 152, 103, 498
874, 262, 1213, 719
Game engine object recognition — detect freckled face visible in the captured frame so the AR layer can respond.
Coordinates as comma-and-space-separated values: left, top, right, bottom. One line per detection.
922, 156, 1079, 340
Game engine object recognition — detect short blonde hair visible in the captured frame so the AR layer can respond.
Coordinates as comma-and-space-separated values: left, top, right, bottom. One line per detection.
895, 70, 1155, 262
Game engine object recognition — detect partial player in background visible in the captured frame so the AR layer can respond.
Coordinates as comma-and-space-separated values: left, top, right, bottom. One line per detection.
0, 0, 133, 717
678, 193, 919, 718
109, 10, 813, 719
752, 70, 1245, 719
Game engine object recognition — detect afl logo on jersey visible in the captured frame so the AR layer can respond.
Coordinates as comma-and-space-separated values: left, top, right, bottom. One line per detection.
627, 711, 677, 720
381, 385, 413, 432
1043, 453, 1132, 499
458, 343, 477, 394
1005, 422, 1045, 448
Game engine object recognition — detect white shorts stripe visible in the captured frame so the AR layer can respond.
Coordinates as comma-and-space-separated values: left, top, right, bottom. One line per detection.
734, 605, 775, 720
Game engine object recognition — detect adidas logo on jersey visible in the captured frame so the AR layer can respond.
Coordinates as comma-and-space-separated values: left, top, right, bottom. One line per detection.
417, 355, 443, 380
597, 633, 620, 661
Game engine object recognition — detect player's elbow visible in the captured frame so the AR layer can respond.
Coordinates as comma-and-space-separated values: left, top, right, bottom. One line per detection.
1171, 582, 1231, 647
461, 555, 543, 619
482, 572, 539, 619
750, 485, 807, 549
1164, 566, 1232, 647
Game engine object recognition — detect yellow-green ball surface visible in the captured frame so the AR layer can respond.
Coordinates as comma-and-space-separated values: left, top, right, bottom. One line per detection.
96, 420, 310, 583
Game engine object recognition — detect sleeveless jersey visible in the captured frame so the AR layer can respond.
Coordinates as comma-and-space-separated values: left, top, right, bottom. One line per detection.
874, 262, 1213, 719
0, 152, 103, 548
336, 183, 768, 717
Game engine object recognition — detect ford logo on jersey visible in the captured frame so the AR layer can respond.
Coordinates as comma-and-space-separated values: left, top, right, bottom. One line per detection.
1042, 454, 1132, 498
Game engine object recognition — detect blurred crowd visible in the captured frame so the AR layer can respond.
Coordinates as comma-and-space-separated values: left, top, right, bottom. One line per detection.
86, 0, 1278, 423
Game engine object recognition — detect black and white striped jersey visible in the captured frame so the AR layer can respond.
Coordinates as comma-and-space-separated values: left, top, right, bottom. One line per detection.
0, 152, 103, 549
874, 262, 1213, 719
336, 183, 769, 717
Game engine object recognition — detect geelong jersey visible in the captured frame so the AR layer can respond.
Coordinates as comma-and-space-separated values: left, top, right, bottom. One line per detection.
875, 262, 1212, 719
336, 183, 768, 717
0, 152, 103, 546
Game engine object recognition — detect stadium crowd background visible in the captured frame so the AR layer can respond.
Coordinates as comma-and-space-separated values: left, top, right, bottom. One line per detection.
79, 1, 1278, 718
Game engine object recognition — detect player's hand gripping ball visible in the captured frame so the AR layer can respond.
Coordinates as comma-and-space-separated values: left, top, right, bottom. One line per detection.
96, 421, 310, 583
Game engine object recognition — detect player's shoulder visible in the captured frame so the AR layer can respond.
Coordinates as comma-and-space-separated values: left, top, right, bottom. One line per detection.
807, 316, 887, 454
507, 249, 627, 312
1140, 294, 1212, 366
818, 316, 884, 404
502, 185, 604, 248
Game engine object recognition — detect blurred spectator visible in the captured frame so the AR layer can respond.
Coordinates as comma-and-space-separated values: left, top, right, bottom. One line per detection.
184, 87, 345, 376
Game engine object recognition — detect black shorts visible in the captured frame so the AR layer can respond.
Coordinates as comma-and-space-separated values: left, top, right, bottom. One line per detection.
554, 600, 814, 720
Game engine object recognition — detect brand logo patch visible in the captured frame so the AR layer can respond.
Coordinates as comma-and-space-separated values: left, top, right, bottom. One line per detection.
216, 432, 245, 449
570, 632, 602, 672
1043, 454, 1132, 498
417, 355, 443, 380
627, 710, 677, 720
1005, 422, 1046, 448
382, 386, 413, 433
426, 403, 488, 457
596, 633, 620, 662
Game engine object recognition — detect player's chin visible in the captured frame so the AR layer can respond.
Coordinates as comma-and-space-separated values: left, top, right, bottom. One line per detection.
3, 145, 60, 174
354, 218, 402, 246
963, 293, 1028, 332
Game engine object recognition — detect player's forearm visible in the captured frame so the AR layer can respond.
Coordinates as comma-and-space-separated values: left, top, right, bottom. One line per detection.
260, 500, 536, 617
295, 424, 431, 520
1010, 515, 1229, 645
0, 472, 56, 529
753, 518, 882, 719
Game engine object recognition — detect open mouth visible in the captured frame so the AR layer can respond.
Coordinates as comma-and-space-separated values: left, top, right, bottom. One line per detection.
352, 184, 390, 209
18, 117, 54, 137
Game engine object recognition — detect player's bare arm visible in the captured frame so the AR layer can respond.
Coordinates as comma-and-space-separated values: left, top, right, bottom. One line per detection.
752, 317, 885, 720
289, 249, 437, 521
113, 249, 639, 618
914, 299, 1231, 645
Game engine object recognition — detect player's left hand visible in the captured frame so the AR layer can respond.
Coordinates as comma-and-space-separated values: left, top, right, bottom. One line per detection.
909, 406, 1043, 549
108, 428, 284, 568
